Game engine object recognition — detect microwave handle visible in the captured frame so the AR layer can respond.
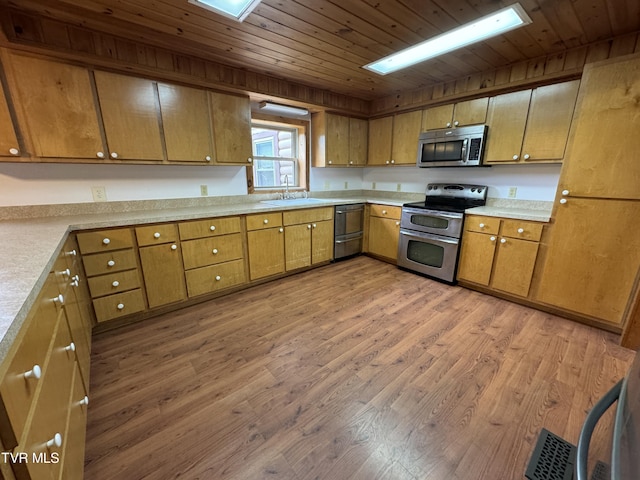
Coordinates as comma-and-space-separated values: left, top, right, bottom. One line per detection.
461, 138, 468, 163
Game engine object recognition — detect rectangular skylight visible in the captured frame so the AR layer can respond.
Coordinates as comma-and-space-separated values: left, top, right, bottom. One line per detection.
364, 3, 532, 75
188, 0, 262, 22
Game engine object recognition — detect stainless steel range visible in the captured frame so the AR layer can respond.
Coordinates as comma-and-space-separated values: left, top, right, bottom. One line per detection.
397, 183, 488, 283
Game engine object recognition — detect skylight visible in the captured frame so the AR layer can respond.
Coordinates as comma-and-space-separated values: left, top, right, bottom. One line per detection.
364, 3, 532, 75
188, 0, 262, 22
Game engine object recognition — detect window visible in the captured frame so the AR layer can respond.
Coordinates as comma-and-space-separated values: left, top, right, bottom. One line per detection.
250, 121, 306, 191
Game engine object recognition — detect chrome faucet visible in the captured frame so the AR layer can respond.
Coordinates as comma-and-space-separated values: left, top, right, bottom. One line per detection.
284, 175, 290, 199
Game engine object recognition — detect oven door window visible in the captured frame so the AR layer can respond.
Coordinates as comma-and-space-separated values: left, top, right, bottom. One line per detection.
410, 214, 449, 230
407, 239, 444, 268
422, 140, 464, 163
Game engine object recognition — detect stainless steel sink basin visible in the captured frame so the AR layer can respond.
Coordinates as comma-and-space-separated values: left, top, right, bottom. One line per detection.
260, 198, 327, 207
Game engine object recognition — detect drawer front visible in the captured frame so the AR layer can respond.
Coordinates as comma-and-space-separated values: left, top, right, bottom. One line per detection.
181, 233, 244, 270
501, 219, 544, 241
63, 289, 91, 391
369, 204, 402, 220
185, 259, 247, 297
135, 223, 178, 246
465, 215, 500, 235
87, 269, 141, 298
179, 216, 241, 240
92, 289, 145, 323
82, 249, 138, 276
0, 278, 63, 447
246, 212, 283, 231
77, 228, 134, 254
283, 207, 333, 225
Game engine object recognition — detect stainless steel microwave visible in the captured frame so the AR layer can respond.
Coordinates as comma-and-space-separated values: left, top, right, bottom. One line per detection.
416, 124, 488, 168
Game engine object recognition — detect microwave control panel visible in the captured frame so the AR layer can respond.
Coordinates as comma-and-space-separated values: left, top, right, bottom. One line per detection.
468, 137, 483, 161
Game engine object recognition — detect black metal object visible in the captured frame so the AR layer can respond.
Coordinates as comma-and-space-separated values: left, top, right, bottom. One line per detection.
525, 428, 576, 480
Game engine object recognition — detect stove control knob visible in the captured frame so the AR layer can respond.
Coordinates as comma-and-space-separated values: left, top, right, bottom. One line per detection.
470, 188, 475, 192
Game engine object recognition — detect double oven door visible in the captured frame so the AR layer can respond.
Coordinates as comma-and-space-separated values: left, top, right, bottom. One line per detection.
397, 207, 464, 283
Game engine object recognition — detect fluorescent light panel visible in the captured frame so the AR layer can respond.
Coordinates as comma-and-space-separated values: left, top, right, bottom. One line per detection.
188, 0, 261, 22
259, 101, 309, 116
364, 3, 532, 75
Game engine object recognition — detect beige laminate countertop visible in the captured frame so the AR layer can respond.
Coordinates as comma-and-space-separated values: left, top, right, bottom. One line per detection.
465, 199, 554, 222
0, 195, 408, 361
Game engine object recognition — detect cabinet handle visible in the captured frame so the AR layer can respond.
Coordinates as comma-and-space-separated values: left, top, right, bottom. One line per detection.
328, 160, 332, 164
53, 294, 64, 305
205, 155, 211, 162
154, 232, 161, 239
390, 159, 395, 164
523, 154, 530, 160
385, 160, 390, 164
446, 122, 452, 128
247, 157, 253, 163
349, 161, 353, 165
500, 238, 507, 244
453, 121, 459, 127
79, 396, 89, 406
560, 198, 568, 204
9, 147, 19, 155
103, 238, 111, 245
562, 189, 570, 196
65, 342, 76, 352
46, 433, 62, 450
112, 280, 120, 287
66, 249, 77, 257
117, 303, 125, 310
512, 154, 519, 160
263, 219, 269, 224
107, 260, 116, 267
382, 210, 387, 215
212, 248, 218, 254
215, 275, 221, 281
395, 221, 400, 226
490, 236, 496, 242
58, 268, 71, 278
210, 225, 216, 231
70, 279, 79, 287
279, 228, 283, 233
110, 152, 118, 159
307, 224, 311, 229
171, 244, 177, 250
479, 223, 485, 228
312, 223, 317, 228
517, 228, 524, 234
24, 365, 42, 380
96, 151, 105, 158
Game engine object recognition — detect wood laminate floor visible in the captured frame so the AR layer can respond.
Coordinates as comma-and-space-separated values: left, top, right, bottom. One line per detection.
84, 256, 635, 479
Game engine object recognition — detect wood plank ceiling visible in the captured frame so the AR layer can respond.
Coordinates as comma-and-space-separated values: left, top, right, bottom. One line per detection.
2, 0, 640, 101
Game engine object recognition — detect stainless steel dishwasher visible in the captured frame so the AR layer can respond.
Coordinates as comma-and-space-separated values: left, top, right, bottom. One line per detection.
334, 204, 364, 259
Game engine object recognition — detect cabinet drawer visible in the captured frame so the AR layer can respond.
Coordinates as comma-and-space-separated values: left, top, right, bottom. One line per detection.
501, 219, 544, 241
77, 228, 134, 254
82, 248, 138, 276
135, 223, 178, 246
92, 289, 145, 323
179, 216, 241, 240
181, 233, 243, 270
369, 204, 401, 219
465, 215, 500, 234
87, 269, 141, 298
283, 207, 333, 225
246, 212, 283, 231
185, 259, 246, 297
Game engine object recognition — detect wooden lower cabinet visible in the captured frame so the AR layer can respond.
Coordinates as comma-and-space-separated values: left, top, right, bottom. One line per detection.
138, 242, 187, 308
185, 259, 246, 297
247, 227, 285, 280
283, 207, 334, 271
367, 205, 401, 261
456, 231, 497, 286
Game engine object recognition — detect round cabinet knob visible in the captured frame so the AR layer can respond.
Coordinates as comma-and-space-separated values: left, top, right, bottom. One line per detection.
307, 224, 311, 229
382, 210, 387, 215
559, 198, 568, 204
53, 294, 64, 305
9, 147, 19, 155
212, 248, 218, 254
210, 225, 216, 231
70, 279, 79, 287
96, 151, 105, 158
79, 396, 89, 406
385, 160, 390, 164
312, 223, 317, 228
328, 160, 332, 165
279, 228, 284, 233
512, 154, 519, 160
205, 155, 211, 162
523, 154, 530, 160
103, 238, 111, 245
490, 236, 496, 242
110, 152, 118, 159
171, 244, 177, 251
46, 433, 62, 449
117, 303, 125, 310
446, 122, 452, 128
247, 157, 253, 163
453, 121, 459, 126
73, 275, 80, 282
154, 232, 161, 239
65, 342, 76, 352
395, 221, 400, 226
479, 223, 485, 228
59, 268, 71, 278
24, 365, 42, 380
517, 228, 525, 234
263, 219, 269, 224
390, 160, 395, 164
349, 161, 353, 165
500, 238, 507, 244
66, 249, 77, 257
112, 280, 120, 287
215, 275, 221, 281
561, 189, 570, 196
107, 260, 116, 267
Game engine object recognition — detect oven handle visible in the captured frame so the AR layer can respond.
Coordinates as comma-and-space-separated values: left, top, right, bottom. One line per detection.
400, 229, 459, 245
402, 208, 464, 220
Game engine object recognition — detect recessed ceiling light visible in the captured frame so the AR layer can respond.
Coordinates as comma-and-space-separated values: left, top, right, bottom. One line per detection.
188, 0, 262, 22
364, 3, 532, 75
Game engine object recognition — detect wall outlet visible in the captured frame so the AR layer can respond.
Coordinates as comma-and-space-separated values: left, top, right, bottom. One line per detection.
508, 186, 518, 198
91, 186, 107, 202
200, 185, 208, 196
344, 181, 348, 189
372, 182, 376, 190
397, 183, 402, 192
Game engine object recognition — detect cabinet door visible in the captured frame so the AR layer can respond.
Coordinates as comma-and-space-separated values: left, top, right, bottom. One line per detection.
312, 220, 334, 264
8, 55, 104, 159
0, 81, 20, 158
392, 110, 423, 164
560, 56, 640, 200
368, 216, 400, 260
536, 198, 640, 326
158, 83, 214, 163
367, 116, 393, 165
521, 80, 580, 162
349, 117, 368, 166
325, 113, 349, 166
422, 104, 454, 130
484, 90, 531, 163
94, 71, 164, 161
138, 243, 187, 308
247, 228, 285, 280
453, 97, 488, 127
491, 237, 539, 297
285, 223, 311, 271
60, 364, 88, 480
457, 231, 497, 285
210, 92, 253, 165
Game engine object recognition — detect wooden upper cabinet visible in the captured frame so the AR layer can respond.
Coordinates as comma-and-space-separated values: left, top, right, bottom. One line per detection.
325, 112, 349, 166
209, 92, 253, 165
367, 116, 393, 165
391, 110, 423, 165
5, 54, 104, 159
560, 56, 640, 200
0, 80, 20, 158
94, 71, 164, 161
422, 98, 488, 130
312, 112, 367, 167
349, 117, 368, 166
484, 89, 532, 164
157, 83, 214, 163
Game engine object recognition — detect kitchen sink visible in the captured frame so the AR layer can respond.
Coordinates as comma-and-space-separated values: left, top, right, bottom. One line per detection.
260, 198, 328, 206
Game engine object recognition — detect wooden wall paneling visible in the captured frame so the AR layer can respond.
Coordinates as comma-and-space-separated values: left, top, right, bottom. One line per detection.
609, 32, 639, 57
